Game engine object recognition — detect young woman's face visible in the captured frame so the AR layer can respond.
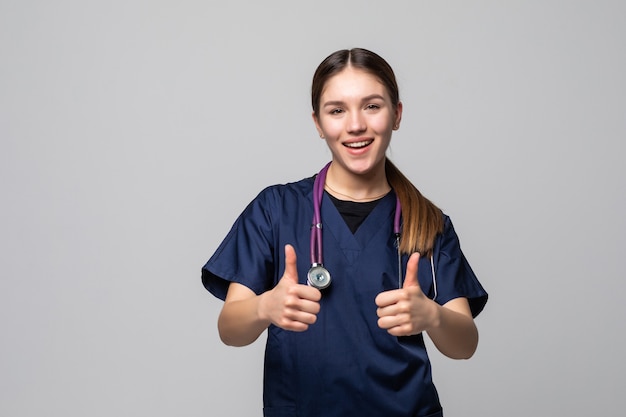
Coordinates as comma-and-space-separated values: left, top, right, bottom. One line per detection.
313, 66, 402, 179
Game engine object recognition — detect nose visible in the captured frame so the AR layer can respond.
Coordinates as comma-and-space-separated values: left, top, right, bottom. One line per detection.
346, 111, 366, 134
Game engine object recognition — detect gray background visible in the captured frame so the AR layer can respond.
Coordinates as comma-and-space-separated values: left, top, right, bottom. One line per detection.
1, 1, 624, 416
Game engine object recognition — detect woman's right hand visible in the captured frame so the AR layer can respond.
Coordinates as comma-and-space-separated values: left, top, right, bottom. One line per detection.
259, 244, 322, 331
218, 244, 321, 346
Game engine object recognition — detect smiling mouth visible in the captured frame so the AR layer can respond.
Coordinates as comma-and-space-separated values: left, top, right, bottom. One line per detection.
344, 140, 373, 149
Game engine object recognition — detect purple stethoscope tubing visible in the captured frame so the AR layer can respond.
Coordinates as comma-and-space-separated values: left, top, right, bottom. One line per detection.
310, 162, 329, 267
309, 162, 403, 289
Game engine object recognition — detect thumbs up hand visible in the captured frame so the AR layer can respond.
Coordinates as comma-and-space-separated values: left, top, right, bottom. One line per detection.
375, 253, 439, 337
259, 244, 321, 332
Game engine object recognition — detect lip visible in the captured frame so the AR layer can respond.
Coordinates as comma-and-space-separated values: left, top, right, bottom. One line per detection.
342, 137, 374, 150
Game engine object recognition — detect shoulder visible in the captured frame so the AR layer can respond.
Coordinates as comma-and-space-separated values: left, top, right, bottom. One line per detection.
436, 212, 459, 244
253, 176, 315, 205
240, 176, 314, 220
441, 212, 452, 230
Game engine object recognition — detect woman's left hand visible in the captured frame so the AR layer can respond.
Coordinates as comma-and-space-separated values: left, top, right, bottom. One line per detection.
375, 253, 440, 337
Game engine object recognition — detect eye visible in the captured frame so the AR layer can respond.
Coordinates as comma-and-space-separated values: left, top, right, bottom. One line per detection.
329, 108, 344, 115
365, 104, 381, 111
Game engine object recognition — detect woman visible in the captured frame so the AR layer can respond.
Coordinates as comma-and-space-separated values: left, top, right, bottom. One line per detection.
202, 48, 487, 417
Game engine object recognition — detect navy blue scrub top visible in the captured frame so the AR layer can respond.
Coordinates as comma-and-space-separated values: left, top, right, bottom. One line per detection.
202, 176, 488, 417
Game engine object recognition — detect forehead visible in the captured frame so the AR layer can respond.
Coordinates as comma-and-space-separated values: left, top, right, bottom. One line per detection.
320, 67, 388, 101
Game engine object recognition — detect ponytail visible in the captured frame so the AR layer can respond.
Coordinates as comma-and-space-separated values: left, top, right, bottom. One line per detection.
385, 159, 443, 257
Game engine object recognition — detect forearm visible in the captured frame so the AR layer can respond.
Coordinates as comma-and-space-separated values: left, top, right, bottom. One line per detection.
218, 289, 271, 347
426, 299, 479, 360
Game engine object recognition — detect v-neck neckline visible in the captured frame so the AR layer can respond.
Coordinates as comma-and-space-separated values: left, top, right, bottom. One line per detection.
326, 192, 388, 234
320, 191, 396, 262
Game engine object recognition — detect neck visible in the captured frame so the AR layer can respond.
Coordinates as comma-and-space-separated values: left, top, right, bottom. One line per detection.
324, 161, 390, 202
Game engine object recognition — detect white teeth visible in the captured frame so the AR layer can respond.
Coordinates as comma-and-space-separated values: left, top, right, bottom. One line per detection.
345, 140, 372, 148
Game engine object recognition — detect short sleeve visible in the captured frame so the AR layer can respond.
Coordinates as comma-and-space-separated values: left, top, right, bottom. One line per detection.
433, 216, 488, 317
201, 187, 278, 300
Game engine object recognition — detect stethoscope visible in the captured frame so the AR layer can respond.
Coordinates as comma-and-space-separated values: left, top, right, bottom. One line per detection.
307, 162, 404, 290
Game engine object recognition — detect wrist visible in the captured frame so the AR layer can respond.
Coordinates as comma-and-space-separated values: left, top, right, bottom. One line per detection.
428, 300, 443, 331
256, 291, 269, 323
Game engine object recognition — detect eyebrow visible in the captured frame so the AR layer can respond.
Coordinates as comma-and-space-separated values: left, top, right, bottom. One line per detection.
322, 94, 386, 108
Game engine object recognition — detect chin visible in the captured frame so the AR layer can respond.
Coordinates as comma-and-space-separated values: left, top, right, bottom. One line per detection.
344, 161, 382, 176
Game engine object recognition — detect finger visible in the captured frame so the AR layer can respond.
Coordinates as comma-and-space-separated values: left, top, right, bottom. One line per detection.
377, 314, 412, 334
375, 291, 397, 308
279, 316, 315, 332
402, 252, 421, 289
283, 244, 299, 284
376, 315, 397, 330
385, 325, 413, 338
290, 298, 321, 317
295, 285, 322, 302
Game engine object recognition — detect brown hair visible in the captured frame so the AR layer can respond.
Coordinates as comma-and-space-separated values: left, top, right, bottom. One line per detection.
311, 48, 443, 256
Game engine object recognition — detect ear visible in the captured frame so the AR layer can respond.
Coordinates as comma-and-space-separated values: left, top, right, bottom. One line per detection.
312, 111, 325, 139
393, 101, 403, 130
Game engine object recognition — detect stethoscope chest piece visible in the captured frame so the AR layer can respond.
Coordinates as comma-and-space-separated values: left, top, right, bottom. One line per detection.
307, 264, 331, 290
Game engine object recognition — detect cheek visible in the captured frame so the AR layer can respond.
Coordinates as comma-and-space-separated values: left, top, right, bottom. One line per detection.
370, 115, 394, 134
319, 119, 343, 138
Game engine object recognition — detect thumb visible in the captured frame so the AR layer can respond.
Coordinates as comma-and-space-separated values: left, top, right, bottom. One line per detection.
402, 252, 421, 289
283, 244, 299, 284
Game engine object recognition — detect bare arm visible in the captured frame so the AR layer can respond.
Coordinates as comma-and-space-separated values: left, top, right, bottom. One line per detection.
217, 244, 321, 347
217, 283, 270, 346
425, 297, 478, 359
376, 253, 479, 359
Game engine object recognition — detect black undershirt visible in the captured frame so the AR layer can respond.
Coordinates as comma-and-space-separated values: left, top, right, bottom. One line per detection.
326, 192, 387, 234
